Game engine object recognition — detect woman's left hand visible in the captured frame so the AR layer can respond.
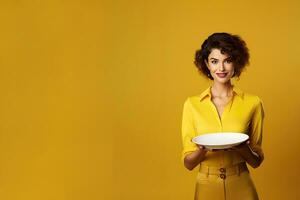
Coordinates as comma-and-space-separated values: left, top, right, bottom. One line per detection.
225, 140, 250, 152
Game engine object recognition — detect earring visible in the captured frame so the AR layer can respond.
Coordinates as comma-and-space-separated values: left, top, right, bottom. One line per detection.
232, 70, 236, 77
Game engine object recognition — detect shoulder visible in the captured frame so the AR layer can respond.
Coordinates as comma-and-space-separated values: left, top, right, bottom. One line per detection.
183, 94, 202, 106
243, 91, 264, 105
242, 92, 265, 115
244, 92, 262, 104
184, 86, 210, 104
181, 95, 201, 114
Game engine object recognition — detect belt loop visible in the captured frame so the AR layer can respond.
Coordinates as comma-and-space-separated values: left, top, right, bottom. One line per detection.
207, 167, 209, 178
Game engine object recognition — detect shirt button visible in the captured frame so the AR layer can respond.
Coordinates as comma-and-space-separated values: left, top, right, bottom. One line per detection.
219, 168, 226, 173
220, 174, 226, 179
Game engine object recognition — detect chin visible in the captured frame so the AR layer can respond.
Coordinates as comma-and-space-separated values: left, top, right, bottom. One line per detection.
214, 77, 231, 83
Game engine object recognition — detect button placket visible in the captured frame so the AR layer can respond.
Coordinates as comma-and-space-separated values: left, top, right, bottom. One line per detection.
220, 174, 226, 179
219, 168, 226, 179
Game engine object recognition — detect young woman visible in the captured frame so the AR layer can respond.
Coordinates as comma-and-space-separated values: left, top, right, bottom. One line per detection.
181, 32, 265, 200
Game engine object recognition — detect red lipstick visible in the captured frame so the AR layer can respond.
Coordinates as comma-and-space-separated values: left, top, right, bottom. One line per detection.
216, 73, 228, 78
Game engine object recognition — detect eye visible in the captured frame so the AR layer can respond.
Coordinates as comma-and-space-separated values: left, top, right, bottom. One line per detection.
211, 60, 217, 64
226, 58, 233, 63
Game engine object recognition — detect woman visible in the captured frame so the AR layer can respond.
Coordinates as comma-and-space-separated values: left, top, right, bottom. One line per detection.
181, 32, 265, 200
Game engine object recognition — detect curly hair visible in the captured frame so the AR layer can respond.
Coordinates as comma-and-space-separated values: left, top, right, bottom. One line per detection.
194, 32, 250, 80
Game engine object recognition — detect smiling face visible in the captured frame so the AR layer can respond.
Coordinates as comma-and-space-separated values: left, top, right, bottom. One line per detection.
205, 48, 235, 84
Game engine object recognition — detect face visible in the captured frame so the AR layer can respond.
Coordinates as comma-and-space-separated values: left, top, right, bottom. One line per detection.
204, 48, 235, 84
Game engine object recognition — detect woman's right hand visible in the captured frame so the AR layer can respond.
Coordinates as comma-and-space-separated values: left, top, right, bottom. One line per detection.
196, 145, 211, 157
184, 144, 208, 170
196, 144, 208, 153
196, 144, 223, 152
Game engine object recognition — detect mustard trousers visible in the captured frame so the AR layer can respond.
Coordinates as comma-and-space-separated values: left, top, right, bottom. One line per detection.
194, 162, 259, 200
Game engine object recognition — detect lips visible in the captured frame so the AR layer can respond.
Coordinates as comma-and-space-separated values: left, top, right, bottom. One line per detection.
216, 73, 228, 78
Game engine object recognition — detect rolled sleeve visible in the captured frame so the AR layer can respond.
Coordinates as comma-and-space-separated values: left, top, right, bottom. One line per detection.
249, 97, 265, 163
181, 98, 198, 162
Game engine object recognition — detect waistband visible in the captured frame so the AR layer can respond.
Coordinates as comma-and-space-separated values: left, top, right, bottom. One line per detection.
199, 162, 249, 179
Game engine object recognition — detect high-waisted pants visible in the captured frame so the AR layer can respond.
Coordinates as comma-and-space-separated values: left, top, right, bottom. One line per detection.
194, 162, 259, 200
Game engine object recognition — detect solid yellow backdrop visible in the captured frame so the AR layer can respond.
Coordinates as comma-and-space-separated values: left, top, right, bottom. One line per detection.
0, 0, 299, 200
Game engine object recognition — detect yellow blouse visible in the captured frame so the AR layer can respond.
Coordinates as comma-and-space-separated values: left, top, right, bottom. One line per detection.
181, 84, 265, 167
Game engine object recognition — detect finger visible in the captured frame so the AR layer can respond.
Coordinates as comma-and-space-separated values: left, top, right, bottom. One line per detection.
212, 149, 222, 152
198, 145, 209, 153
229, 147, 237, 150
197, 145, 206, 150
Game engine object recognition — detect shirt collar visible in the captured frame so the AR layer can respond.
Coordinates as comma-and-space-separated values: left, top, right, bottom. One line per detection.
199, 84, 244, 101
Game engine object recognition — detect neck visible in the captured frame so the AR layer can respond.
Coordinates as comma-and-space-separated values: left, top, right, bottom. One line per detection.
211, 81, 233, 98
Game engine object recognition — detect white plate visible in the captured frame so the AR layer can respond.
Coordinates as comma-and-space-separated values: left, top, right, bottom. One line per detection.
192, 132, 249, 150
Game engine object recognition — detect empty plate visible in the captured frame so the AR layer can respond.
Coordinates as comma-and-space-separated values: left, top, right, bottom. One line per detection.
192, 132, 249, 150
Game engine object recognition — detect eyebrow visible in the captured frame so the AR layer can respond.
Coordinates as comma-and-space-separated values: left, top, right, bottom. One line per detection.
210, 57, 232, 60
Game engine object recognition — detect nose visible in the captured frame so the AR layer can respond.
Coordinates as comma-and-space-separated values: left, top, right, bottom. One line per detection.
219, 62, 225, 71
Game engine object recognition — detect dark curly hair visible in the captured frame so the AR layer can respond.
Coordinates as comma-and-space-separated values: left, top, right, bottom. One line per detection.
194, 32, 250, 80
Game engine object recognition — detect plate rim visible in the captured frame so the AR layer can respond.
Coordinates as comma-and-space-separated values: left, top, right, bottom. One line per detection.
191, 132, 249, 147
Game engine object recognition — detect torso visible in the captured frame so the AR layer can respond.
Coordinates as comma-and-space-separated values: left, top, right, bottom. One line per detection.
211, 95, 233, 119
210, 85, 235, 119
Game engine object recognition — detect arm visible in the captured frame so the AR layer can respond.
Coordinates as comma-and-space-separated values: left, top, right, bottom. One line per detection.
181, 98, 206, 170
232, 140, 262, 168
184, 145, 208, 171
233, 98, 265, 168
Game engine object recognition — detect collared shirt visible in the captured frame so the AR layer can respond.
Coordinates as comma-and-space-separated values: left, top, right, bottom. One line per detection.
181, 84, 265, 167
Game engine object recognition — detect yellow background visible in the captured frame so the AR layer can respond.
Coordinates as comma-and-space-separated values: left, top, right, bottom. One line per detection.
0, 0, 299, 199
